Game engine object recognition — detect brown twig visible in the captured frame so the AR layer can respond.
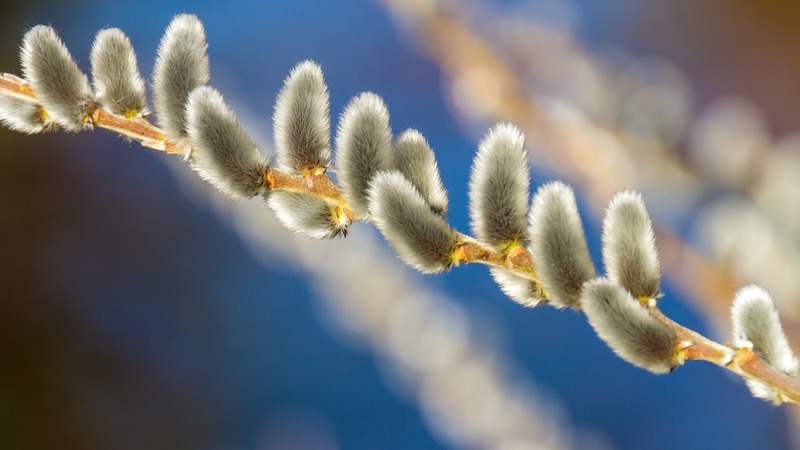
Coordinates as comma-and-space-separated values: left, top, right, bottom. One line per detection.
652, 308, 800, 404
0, 74, 348, 208
3, 40, 798, 404
455, 234, 538, 276
376, 0, 743, 322
266, 169, 349, 209
379, 0, 800, 403
0, 73, 35, 98
453, 228, 800, 401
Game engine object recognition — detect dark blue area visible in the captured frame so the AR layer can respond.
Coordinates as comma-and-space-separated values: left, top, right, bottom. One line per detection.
34, 131, 443, 449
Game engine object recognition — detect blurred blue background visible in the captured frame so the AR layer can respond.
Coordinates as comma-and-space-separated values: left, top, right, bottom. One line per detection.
0, 1, 797, 449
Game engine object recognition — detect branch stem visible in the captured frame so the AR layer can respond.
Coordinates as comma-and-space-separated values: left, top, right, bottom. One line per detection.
455, 234, 535, 275
0, 75, 348, 210
651, 308, 800, 403
457, 227, 800, 402
455, 234, 546, 298
4, 63, 799, 404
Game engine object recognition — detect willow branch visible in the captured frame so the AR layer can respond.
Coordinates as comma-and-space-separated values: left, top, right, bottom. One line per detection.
4, 36, 798, 403
0, 74, 350, 210
470, 236, 800, 402
651, 308, 800, 404
376, 0, 786, 336
455, 234, 537, 275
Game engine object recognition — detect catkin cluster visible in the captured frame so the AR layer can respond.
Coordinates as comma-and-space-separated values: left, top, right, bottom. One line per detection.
1, 14, 798, 404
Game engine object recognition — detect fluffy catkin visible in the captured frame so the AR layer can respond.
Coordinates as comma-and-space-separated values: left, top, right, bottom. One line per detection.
90, 28, 147, 117
601, 191, 661, 300
529, 182, 595, 309
468, 123, 530, 246
185, 86, 269, 199
368, 171, 459, 274
489, 267, 545, 307
582, 278, 678, 374
0, 92, 53, 133
335, 92, 393, 216
731, 285, 799, 402
20, 26, 93, 131
152, 14, 209, 139
268, 191, 349, 239
273, 60, 331, 174
394, 129, 448, 216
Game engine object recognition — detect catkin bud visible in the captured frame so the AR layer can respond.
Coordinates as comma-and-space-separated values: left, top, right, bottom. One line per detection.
274, 60, 331, 174
529, 182, 595, 309
368, 171, 460, 274
601, 191, 661, 300
394, 129, 448, 216
185, 86, 269, 199
0, 92, 54, 133
468, 123, 530, 246
90, 28, 147, 117
582, 278, 678, 374
489, 268, 544, 307
731, 285, 799, 403
20, 25, 94, 131
335, 92, 393, 216
268, 191, 349, 239
153, 14, 209, 139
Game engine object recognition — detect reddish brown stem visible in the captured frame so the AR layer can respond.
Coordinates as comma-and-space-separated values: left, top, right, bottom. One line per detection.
4, 56, 799, 403
0, 74, 349, 211
647, 308, 800, 403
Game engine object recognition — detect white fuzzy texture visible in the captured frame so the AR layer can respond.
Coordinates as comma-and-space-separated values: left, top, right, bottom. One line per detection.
582, 278, 677, 374
368, 171, 458, 274
731, 285, 800, 403
335, 92, 394, 216
489, 267, 544, 307
153, 14, 209, 139
20, 25, 93, 131
468, 123, 530, 246
90, 28, 147, 117
529, 182, 595, 309
394, 129, 448, 216
185, 86, 269, 199
273, 60, 331, 173
268, 191, 348, 239
601, 191, 661, 299
0, 92, 54, 133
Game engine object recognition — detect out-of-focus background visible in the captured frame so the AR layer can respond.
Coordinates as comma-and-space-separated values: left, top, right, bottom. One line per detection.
1, 1, 799, 449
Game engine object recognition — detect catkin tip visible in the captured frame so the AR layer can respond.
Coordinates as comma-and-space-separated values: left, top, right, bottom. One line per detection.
529, 182, 595, 309
274, 60, 331, 174
732, 285, 799, 404
90, 28, 147, 117
468, 122, 530, 246
153, 14, 210, 139
394, 129, 449, 216
489, 267, 545, 307
186, 86, 269, 199
20, 25, 94, 131
0, 93, 55, 133
582, 278, 678, 374
268, 191, 349, 239
335, 92, 393, 216
601, 190, 661, 300
368, 170, 459, 273
731, 285, 799, 377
